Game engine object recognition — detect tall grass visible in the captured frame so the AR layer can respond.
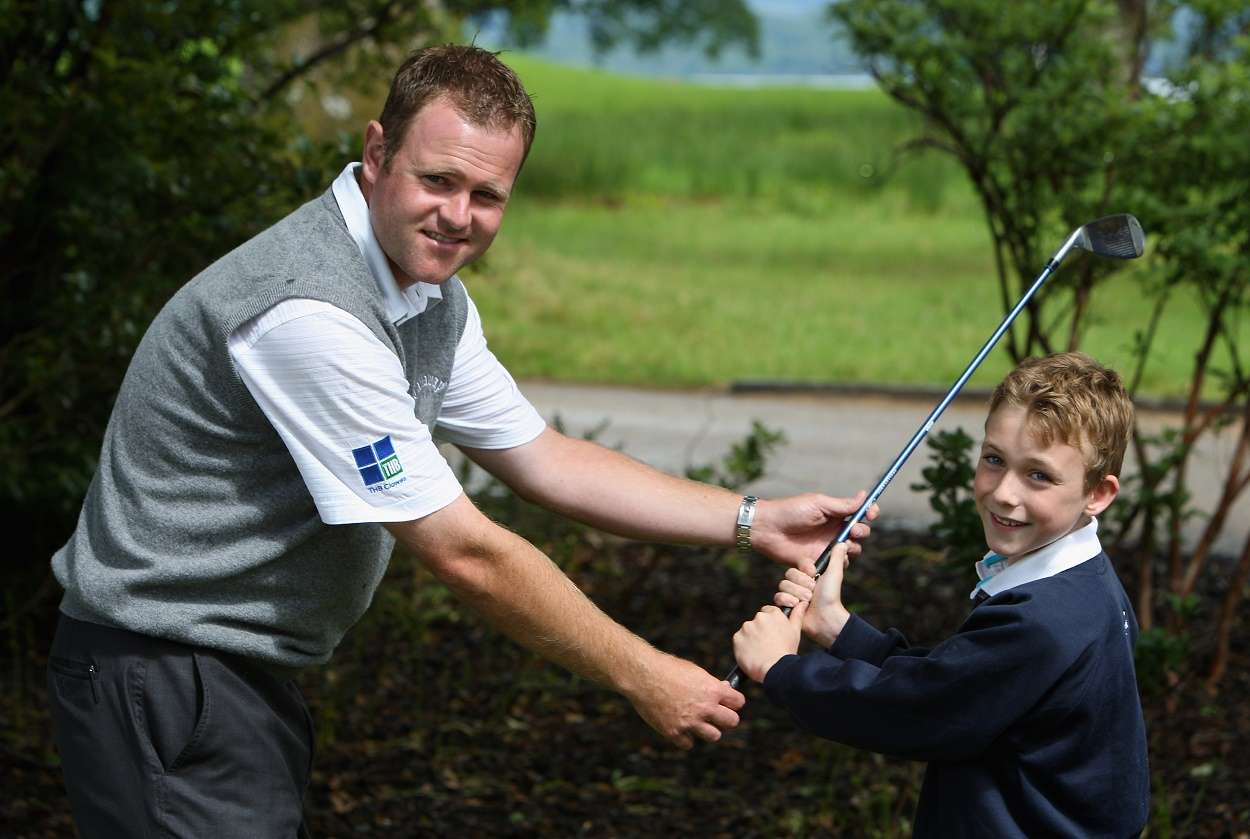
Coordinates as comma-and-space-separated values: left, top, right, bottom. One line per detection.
509, 56, 964, 214
473, 195, 1225, 397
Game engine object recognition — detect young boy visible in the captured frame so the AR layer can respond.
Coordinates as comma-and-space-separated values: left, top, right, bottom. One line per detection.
734, 352, 1149, 837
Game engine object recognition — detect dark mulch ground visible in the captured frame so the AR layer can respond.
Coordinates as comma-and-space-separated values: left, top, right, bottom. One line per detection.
3, 523, 1247, 837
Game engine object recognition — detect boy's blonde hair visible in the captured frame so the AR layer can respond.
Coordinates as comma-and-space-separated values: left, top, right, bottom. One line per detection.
989, 352, 1134, 491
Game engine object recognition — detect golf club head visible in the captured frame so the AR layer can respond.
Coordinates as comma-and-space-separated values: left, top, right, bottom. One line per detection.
1073, 214, 1145, 259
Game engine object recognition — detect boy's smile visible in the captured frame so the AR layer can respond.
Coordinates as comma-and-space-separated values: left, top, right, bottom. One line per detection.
974, 405, 1118, 562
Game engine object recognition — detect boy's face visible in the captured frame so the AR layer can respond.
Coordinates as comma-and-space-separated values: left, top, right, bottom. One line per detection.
974, 405, 1118, 561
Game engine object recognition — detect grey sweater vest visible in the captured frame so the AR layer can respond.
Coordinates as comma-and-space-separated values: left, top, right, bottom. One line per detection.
53, 188, 468, 670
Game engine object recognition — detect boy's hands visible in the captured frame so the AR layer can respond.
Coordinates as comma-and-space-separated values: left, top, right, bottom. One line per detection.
731, 540, 858, 683
773, 542, 853, 648
733, 600, 808, 684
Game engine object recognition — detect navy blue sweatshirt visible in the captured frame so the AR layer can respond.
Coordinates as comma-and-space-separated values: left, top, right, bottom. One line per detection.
763, 552, 1149, 837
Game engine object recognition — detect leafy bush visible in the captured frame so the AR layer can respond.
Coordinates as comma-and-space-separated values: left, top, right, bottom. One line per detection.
685, 420, 787, 490
910, 428, 984, 569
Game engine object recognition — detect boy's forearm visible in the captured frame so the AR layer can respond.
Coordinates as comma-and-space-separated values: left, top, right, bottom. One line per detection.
828, 614, 914, 666
803, 547, 852, 647
808, 604, 852, 648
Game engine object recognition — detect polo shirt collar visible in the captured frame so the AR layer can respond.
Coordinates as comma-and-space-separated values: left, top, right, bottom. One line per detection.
331, 162, 443, 326
969, 517, 1102, 600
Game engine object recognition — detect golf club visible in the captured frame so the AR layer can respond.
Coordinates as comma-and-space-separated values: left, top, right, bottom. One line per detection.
724, 214, 1145, 690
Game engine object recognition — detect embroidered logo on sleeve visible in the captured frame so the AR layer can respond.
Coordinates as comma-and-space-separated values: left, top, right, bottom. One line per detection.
352, 436, 407, 492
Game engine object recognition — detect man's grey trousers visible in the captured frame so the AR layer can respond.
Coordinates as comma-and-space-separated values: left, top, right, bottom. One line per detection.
47, 613, 315, 838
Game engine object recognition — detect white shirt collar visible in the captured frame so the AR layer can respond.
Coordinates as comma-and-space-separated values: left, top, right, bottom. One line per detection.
969, 517, 1103, 600
330, 162, 443, 326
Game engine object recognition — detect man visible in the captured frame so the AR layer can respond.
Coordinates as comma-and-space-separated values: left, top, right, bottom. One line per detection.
48, 45, 873, 835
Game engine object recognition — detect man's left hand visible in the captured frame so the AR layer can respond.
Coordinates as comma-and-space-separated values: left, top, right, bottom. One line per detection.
750, 490, 877, 568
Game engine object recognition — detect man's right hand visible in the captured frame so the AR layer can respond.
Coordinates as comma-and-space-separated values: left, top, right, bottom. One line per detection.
389, 497, 746, 752
624, 652, 746, 750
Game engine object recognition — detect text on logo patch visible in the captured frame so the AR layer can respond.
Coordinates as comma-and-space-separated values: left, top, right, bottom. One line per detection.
352, 436, 405, 488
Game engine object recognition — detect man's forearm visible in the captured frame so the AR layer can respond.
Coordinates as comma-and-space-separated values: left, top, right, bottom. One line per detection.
388, 495, 655, 694
386, 494, 745, 749
464, 429, 742, 547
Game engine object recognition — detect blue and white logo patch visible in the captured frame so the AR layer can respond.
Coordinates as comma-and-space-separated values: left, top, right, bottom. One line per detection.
352, 436, 405, 489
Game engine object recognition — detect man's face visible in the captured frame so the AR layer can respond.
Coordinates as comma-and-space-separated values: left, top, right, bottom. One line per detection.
973, 405, 1116, 561
360, 97, 524, 287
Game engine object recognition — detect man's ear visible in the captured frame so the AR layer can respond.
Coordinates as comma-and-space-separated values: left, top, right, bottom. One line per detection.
1085, 474, 1119, 517
360, 121, 386, 191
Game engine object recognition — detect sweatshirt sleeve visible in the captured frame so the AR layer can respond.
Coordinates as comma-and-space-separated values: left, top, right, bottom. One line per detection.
829, 613, 921, 664
762, 599, 1078, 761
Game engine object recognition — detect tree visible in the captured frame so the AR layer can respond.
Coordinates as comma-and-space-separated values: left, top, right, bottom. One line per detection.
830, 0, 1250, 688
830, 0, 1154, 361
1113, 3, 1250, 688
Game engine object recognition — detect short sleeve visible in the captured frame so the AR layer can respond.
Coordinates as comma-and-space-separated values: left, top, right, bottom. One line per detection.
433, 291, 547, 449
228, 299, 463, 525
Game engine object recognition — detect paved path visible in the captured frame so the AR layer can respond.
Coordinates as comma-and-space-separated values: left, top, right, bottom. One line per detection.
504, 381, 1248, 558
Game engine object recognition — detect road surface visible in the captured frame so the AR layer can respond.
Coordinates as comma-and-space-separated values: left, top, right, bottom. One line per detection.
483, 381, 1248, 559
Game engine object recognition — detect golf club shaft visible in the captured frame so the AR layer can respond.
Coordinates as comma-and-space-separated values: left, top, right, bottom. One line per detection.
723, 229, 1085, 690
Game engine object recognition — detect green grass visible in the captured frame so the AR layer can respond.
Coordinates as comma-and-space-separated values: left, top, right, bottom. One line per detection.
471, 194, 1217, 398
509, 54, 961, 212
316, 55, 1236, 399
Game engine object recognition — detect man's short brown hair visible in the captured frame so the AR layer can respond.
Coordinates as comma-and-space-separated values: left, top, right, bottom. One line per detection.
989, 352, 1135, 491
378, 44, 537, 169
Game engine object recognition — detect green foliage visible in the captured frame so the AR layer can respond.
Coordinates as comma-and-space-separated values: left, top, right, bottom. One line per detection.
1134, 626, 1191, 696
910, 428, 983, 568
551, 0, 757, 59
511, 54, 964, 210
830, 0, 1149, 359
1105, 428, 1194, 548
1111, 6, 1250, 670
685, 420, 786, 490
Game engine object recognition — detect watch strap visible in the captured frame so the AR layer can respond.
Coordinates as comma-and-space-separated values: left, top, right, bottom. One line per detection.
735, 495, 759, 553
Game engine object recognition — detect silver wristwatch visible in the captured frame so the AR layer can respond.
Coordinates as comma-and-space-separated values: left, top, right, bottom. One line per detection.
735, 495, 758, 553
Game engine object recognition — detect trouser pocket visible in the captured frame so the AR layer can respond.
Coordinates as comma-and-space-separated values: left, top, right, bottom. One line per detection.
49, 655, 99, 704
135, 650, 212, 774
152, 653, 314, 836
49, 614, 312, 834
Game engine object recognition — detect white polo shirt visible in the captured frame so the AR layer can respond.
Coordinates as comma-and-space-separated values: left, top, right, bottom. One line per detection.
969, 517, 1103, 600
227, 163, 546, 525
